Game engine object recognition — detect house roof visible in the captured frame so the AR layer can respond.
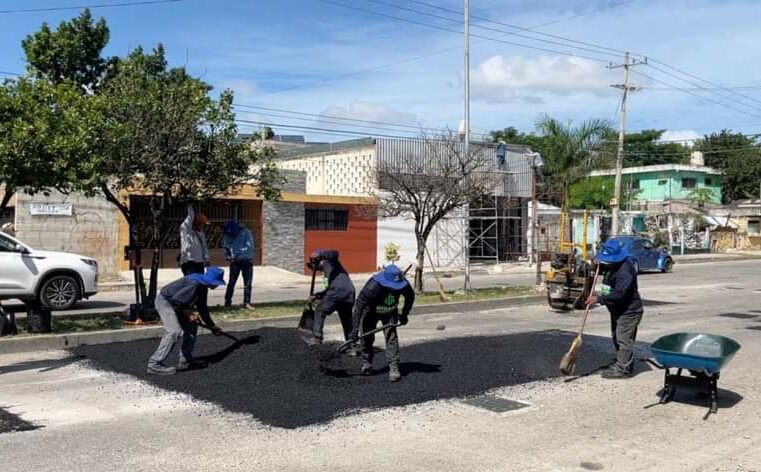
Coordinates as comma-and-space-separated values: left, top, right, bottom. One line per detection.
589, 164, 722, 177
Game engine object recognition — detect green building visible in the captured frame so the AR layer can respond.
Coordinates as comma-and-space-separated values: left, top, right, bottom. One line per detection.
589, 164, 722, 204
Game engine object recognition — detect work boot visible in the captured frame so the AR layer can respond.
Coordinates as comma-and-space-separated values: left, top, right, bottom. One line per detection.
361, 361, 373, 375
343, 343, 360, 357
244, 304, 255, 311
388, 364, 401, 383
177, 359, 209, 371
601, 368, 632, 379
147, 363, 176, 376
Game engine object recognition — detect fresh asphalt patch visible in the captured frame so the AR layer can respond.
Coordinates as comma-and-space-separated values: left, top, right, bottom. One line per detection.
0, 407, 40, 434
75, 328, 615, 429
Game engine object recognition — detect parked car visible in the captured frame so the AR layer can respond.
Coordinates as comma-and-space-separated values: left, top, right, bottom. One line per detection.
0, 231, 98, 310
606, 235, 674, 274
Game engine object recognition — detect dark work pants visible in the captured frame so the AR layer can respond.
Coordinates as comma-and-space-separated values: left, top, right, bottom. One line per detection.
180, 261, 207, 316
312, 299, 354, 340
360, 311, 400, 367
610, 311, 643, 373
225, 259, 253, 305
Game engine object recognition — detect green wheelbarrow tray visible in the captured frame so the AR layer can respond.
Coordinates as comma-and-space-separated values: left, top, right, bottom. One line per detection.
647, 332, 741, 417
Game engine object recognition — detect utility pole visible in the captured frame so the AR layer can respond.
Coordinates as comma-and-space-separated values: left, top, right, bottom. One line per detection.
463, 0, 472, 292
609, 52, 644, 235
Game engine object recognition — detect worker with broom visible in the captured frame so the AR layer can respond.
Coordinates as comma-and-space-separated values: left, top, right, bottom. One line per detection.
349, 264, 415, 383
300, 250, 357, 353
586, 239, 643, 379
147, 266, 225, 375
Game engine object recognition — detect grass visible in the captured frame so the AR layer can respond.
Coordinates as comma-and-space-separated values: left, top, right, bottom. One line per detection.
7, 286, 537, 336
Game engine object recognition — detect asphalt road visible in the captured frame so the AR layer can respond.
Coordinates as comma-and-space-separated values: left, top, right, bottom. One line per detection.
1, 258, 760, 470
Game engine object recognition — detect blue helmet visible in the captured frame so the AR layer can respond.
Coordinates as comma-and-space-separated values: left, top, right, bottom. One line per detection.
188, 266, 226, 288
596, 239, 629, 264
372, 264, 408, 290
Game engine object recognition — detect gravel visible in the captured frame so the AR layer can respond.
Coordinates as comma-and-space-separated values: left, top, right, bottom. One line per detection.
75, 328, 614, 429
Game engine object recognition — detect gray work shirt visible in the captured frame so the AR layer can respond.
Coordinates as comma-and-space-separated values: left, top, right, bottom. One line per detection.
180, 205, 209, 265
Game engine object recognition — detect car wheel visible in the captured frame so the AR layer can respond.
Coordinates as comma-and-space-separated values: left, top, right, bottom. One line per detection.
40, 275, 80, 310
662, 259, 674, 273
632, 260, 640, 274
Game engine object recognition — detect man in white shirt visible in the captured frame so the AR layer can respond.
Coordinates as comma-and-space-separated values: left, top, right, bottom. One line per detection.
180, 204, 210, 276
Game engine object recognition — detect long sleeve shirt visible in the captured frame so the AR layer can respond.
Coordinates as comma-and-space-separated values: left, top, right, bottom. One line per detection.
599, 260, 643, 316
222, 228, 254, 261
159, 276, 215, 327
313, 258, 355, 303
352, 278, 415, 332
180, 205, 209, 265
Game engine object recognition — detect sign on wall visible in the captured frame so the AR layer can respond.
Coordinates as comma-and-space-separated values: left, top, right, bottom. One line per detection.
29, 203, 73, 216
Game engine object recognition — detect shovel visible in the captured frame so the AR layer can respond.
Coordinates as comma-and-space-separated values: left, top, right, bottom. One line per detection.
336, 323, 400, 354
195, 320, 239, 343
297, 268, 318, 331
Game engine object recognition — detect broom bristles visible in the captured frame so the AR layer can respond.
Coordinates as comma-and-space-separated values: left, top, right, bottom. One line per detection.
560, 335, 582, 376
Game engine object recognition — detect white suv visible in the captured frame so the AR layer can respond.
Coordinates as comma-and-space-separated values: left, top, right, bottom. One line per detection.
0, 231, 98, 310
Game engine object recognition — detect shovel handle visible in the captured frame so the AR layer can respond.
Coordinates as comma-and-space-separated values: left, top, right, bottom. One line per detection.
337, 323, 400, 353
195, 321, 239, 343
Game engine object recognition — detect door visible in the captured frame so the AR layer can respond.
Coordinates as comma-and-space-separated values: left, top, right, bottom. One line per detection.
0, 233, 38, 297
641, 239, 659, 269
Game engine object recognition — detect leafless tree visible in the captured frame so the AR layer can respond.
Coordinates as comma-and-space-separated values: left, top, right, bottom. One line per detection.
376, 131, 503, 292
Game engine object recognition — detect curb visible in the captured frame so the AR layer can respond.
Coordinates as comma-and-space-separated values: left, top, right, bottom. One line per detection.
0, 295, 545, 354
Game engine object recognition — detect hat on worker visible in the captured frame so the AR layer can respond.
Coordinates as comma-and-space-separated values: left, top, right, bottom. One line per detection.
372, 264, 408, 290
596, 239, 629, 264
188, 266, 226, 287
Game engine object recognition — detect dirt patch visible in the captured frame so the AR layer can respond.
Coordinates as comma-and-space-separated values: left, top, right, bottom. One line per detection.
75, 328, 614, 429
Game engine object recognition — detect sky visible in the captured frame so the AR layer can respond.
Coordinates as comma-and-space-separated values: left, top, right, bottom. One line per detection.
1, 0, 761, 143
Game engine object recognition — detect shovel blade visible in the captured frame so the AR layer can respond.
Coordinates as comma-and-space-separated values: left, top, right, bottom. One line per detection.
298, 305, 315, 331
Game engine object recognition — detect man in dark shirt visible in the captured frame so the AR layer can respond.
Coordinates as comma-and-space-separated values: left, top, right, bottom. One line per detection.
147, 266, 225, 375
587, 239, 644, 379
302, 250, 357, 350
350, 265, 415, 383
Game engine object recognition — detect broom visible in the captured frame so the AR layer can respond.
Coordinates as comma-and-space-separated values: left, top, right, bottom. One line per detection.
425, 246, 450, 302
559, 265, 601, 376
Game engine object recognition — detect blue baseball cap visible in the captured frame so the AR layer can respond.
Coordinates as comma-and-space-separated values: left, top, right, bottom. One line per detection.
188, 266, 226, 288
224, 220, 240, 237
596, 239, 629, 264
372, 264, 408, 290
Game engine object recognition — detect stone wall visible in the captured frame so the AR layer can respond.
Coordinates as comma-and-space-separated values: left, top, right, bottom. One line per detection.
262, 200, 305, 273
15, 191, 120, 276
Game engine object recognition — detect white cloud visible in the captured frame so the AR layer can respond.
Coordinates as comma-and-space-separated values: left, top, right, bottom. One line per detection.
318, 100, 419, 128
471, 55, 616, 103
659, 129, 702, 146
222, 79, 259, 98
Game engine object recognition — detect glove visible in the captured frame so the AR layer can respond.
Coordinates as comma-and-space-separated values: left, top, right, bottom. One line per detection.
398, 314, 409, 326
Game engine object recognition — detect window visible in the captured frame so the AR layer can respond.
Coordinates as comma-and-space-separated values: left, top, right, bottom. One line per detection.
682, 178, 697, 189
0, 234, 22, 253
705, 178, 713, 186
657, 179, 668, 185
305, 207, 349, 231
631, 179, 640, 190
749, 220, 760, 235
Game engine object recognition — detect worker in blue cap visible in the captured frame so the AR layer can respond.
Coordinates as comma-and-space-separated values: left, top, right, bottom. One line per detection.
350, 264, 415, 382
586, 239, 643, 379
147, 266, 226, 375
222, 220, 255, 309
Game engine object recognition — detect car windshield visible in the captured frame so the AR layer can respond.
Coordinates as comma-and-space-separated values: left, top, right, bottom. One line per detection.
0, 232, 25, 253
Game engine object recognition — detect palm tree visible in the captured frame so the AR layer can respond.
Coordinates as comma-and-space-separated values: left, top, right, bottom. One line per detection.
688, 187, 715, 210
535, 114, 614, 184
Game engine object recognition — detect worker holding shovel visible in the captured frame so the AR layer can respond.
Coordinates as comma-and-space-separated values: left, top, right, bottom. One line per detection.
586, 239, 643, 379
350, 265, 415, 383
147, 266, 226, 375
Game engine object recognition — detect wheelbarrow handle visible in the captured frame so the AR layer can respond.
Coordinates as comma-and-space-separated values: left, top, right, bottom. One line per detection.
638, 357, 664, 370
336, 323, 400, 353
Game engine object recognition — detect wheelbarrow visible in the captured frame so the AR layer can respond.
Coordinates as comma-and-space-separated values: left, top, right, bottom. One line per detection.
646, 332, 740, 416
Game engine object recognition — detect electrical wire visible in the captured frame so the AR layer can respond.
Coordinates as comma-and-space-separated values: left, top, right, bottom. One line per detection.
0, 0, 191, 14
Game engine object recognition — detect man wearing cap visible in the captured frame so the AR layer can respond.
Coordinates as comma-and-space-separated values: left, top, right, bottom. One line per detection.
180, 204, 210, 275
222, 220, 255, 309
350, 265, 415, 382
587, 239, 644, 379
302, 250, 356, 349
147, 266, 226, 375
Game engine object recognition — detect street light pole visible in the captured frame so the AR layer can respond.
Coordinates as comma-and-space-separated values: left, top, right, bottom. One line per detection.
463, 0, 472, 292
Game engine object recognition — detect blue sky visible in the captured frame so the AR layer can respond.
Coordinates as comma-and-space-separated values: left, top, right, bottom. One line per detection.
2, 0, 761, 142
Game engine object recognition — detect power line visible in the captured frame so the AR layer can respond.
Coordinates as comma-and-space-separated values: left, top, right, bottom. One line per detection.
0, 0, 191, 14
630, 70, 761, 121
405, 0, 629, 57
253, 0, 636, 97
234, 118, 417, 140
362, 0, 622, 61
317, 0, 613, 64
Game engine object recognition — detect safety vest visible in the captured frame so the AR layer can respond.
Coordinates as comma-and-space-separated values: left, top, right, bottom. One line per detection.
376, 292, 400, 315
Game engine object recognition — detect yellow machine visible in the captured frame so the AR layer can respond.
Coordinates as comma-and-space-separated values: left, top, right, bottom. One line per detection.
545, 209, 595, 311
